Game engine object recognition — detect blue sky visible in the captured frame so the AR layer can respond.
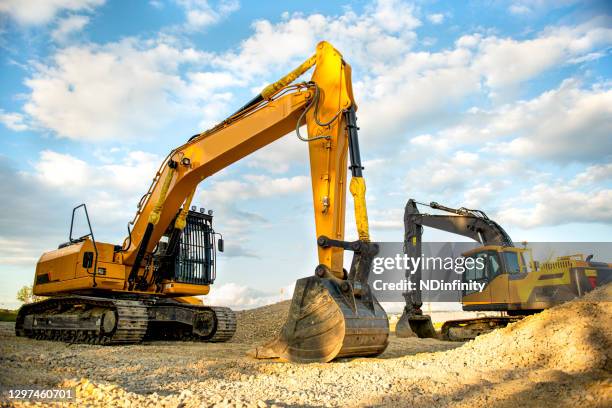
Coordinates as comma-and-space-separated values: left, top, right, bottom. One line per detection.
0, 0, 610, 309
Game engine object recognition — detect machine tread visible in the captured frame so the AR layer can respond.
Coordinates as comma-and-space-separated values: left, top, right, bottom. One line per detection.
15, 296, 148, 345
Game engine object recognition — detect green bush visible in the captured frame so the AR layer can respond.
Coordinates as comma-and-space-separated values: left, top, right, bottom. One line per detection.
0, 309, 17, 322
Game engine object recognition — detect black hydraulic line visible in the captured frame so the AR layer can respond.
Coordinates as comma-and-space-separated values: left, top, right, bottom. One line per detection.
128, 222, 154, 290
429, 201, 469, 215
188, 93, 265, 143
344, 107, 363, 177
232, 94, 264, 118
411, 199, 514, 246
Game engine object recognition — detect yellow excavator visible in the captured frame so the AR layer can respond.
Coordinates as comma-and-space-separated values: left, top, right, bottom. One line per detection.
395, 199, 612, 341
16, 41, 389, 362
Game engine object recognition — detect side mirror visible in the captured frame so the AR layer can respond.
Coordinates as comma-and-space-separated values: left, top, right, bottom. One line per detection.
217, 238, 224, 253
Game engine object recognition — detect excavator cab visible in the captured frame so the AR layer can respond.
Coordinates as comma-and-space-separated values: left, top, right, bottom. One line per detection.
152, 209, 218, 288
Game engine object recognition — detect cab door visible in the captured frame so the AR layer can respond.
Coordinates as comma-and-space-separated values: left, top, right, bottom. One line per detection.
462, 251, 492, 306
485, 250, 509, 307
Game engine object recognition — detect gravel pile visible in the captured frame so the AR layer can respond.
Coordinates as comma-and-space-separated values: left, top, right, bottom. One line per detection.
232, 301, 290, 344
1, 284, 610, 407
443, 282, 612, 373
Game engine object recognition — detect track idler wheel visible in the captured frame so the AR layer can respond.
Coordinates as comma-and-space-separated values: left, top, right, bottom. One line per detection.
250, 274, 389, 363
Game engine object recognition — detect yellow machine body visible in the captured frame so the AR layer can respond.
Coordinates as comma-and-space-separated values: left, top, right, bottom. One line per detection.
461, 247, 612, 311
33, 239, 210, 297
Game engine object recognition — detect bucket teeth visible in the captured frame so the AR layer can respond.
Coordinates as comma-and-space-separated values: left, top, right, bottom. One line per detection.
250, 275, 389, 363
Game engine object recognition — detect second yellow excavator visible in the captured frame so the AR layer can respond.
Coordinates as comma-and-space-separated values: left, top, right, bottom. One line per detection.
16, 41, 389, 363
395, 199, 612, 341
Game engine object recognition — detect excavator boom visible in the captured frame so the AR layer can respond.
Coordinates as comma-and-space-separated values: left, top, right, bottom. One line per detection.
124, 42, 361, 284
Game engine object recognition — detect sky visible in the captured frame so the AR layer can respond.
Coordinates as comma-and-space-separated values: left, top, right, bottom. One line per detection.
0, 0, 610, 310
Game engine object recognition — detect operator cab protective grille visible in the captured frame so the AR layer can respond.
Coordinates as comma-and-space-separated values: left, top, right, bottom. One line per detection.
174, 211, 216, 285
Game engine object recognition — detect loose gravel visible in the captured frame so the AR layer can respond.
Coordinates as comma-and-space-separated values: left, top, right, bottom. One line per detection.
1, 285, 610, 407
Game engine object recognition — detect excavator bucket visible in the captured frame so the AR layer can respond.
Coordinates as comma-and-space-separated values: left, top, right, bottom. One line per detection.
395, 310, 437, 338
251, 275, 389, 362
250, 239, 389, 363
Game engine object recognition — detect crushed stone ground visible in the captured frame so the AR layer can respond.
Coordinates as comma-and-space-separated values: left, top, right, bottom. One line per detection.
1, 285, 610, 407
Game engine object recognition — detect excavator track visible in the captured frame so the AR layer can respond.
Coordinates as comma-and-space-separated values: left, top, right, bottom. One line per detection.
15, 296, 148, 344
15, 297, 237, 345
145, 304, 236, 342
440, 316, 523, 341
205, 306, 237, 342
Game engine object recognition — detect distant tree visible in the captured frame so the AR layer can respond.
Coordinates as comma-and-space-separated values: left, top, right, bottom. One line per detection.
17, 285, 43, 304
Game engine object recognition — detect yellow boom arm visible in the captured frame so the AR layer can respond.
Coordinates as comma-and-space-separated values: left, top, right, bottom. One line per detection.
122, 41, 370, 284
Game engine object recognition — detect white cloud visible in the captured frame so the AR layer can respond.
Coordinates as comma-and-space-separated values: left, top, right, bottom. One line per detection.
214, 0, 420, 79
34, 149, 160, 193
201, 282, 294, 310
508, 0, 580, 16
51, 14, 89, 42
495, 172, 612, 228
371, 0, 420, 32
483, 80, 611, 162
571, 163, 612, 186
0, 237, 40, 265
150, 0, 164, 9
355, 46, 482, 142
246, 136, 308, 173
353, 19, 610, 144
15, 2, 610, 151
509, 4, 531, 15
472, 20, 612, 88
369, 208, 404, 230
407, 79, 612, 165
427, 13, 444, 24
22, 37, 229, 141
0, 109, 28, 131
0, 0, 104, 25
29, 149, 161, 227
403, 149, 522, 195
175, 0, 239, 30
200, 174, 309, 204
195, 173, 310, 258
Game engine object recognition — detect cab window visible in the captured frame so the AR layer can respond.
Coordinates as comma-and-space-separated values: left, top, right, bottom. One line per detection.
464, 251, 501, 281
503, 251, 521, 274
487, 252, 502, 278
465, 252, 488, 281
463, 251, 489, 295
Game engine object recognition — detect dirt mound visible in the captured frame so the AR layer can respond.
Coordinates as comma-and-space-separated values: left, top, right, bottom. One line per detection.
231, 300, 290, 344
441, 283, 612, 373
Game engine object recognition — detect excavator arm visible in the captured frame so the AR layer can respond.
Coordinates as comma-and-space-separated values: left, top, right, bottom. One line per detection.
405, 200, 513, 246
119, 41, 387, 361
396, 199, 514, 338
122, 41, 366, 287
